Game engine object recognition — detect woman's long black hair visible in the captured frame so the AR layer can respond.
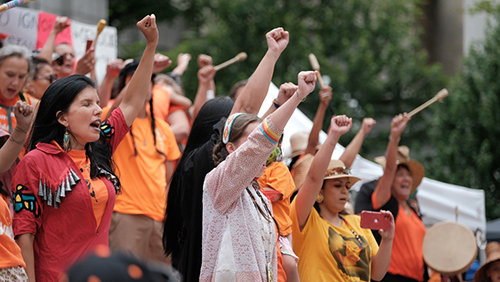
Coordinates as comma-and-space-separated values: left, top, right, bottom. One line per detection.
27, 75, 118, 184
163, 97, 234, 261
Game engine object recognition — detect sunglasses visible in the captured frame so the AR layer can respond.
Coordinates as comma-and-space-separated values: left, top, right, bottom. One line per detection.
36, 74, 58, 83
54, 53, 75, 66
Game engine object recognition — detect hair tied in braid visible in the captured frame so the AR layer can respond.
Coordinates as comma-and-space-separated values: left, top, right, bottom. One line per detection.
222, 113, 246, 144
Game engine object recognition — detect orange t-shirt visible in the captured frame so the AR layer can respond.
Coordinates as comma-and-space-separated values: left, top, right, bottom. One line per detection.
387, 205, 426, 280
152, 85, 171, 122
104, 108, 181, 222
68, 149, 108, 228
0, 195, 26, 269
258, 161, 295, 236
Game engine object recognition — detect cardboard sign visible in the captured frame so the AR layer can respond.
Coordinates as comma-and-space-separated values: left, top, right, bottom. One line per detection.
0, 7, 38, 51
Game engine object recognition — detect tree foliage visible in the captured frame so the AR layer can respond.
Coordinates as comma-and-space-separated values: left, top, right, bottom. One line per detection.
169, 0, 446, 159
108, 0, 179, 30
428, 6, 500, 220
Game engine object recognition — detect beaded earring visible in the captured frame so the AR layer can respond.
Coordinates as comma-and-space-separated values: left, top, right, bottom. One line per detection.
63, 128, 70, 152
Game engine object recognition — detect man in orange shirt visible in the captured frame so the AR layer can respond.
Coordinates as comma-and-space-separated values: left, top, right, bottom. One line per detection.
106, 62, 181, 264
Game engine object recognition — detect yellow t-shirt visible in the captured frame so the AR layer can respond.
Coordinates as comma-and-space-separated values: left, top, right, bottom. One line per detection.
104, 108, 181, 221
291, 200, 379, 282
68, 148, 108, 228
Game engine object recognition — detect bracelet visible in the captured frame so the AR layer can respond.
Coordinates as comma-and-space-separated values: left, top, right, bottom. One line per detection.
15, 126, 28, 134
272, 99, 280, 108
9, 136, 24, 145
389, 135, 401, 143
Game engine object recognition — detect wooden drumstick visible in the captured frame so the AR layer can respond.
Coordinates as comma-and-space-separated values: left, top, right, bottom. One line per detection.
90, 19, 107, 49
309, 53, 335, 115
0, 0, 34, 13
214, 52, 247, 71
308, 53, 326, 89
407, 88, 448, 118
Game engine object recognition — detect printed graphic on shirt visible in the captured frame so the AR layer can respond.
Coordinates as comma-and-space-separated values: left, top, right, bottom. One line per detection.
13, 184, 41, 218
100, 121, 115, 139
328, 227, 370, 282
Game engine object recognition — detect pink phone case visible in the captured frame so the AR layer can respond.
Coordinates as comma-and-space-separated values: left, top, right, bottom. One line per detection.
360, 211, 390, 230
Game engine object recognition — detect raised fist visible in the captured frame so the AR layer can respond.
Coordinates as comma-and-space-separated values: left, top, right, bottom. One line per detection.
276, 82, 298, 106
329, 115, 352, 136
136, 14, 158, 45
296, 71, 318, 101
266, 27, 289, 55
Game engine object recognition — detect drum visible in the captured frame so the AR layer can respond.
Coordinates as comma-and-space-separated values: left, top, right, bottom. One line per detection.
423, 221, 477, 276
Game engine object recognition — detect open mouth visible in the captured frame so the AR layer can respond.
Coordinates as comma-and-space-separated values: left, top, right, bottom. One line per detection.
90, 120, 101, 130
400, 183, 410, 190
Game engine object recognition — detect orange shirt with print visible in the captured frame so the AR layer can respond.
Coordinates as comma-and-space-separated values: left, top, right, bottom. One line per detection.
103, 108, 181, 222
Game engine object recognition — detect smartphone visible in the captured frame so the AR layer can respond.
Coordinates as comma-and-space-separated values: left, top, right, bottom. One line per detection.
360, 211, 390, 230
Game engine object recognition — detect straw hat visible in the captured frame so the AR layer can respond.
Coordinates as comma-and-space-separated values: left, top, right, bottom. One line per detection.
474, 242, 500, 282
288, 131, 309, 158
323, 159, 361, 185
292, 153, 314, 191
374, 146, 424, 195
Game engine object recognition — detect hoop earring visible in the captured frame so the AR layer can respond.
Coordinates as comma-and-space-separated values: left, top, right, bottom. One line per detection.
63, 128, 70, 152
316, 193, 324, 204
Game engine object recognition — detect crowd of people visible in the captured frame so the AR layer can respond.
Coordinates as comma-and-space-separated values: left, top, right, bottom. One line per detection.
0, 11, 487, 282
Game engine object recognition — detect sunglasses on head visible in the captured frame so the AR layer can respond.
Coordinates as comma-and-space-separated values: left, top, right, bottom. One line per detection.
36, 74, 58, 83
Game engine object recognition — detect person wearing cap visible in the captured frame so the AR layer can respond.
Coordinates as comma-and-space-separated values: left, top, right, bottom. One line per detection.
103, 59, 181, 264
474, 241, 500, 282
354, 113, 426, 282
291, 114, 395, 282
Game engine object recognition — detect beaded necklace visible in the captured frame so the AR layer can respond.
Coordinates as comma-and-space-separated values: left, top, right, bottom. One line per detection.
247, 180, 274, 282
338, 214, 363, 252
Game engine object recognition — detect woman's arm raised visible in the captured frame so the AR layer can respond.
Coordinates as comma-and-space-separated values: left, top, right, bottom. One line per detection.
373, 113, 409, 208
294, 115, 352, 230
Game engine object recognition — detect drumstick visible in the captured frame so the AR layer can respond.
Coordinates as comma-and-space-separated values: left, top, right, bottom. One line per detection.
0, 0, 34, 13
407, 88, 448, 118
308, 53, 326, 89
90, 19, 107, 49
214, 52, 247, 71
308, 53, 335, 115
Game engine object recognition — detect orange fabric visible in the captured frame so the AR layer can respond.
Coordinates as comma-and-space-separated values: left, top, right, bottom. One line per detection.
103, 108, 181, 222
258, 162, 295, 236
0, 195, 26, 269
152, 85, 171, 121
387, 205, 426, 281
68, 148, 108, 228
277, 241, 287, 282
